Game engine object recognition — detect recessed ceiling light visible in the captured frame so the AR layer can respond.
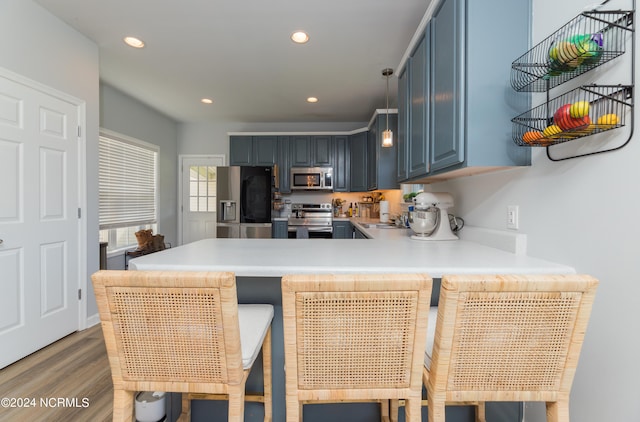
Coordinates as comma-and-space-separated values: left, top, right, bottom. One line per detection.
201, 98, 213, 104
124, 36, 145, 48
307, 97, 318, 103
291, 31, 310, 44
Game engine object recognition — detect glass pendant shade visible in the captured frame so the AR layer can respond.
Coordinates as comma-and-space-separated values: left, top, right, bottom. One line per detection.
382, 129, 393, 147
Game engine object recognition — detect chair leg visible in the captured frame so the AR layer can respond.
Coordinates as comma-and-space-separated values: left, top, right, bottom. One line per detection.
285, 397, 301, 422
546, 399, 570, 422
405, 397, 422, 422
389, 399, 400, 422
112, 389, 135, 422
262, 327, 273, 422
228, 386, 246, 422
428, 397, 446, 422
475, 402, 486, 422
177, 393, 191, 422
380, 399, 390, 422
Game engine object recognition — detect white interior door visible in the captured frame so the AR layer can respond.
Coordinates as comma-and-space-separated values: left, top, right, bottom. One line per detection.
0, 74, 80, 368
180, 155, 225, 245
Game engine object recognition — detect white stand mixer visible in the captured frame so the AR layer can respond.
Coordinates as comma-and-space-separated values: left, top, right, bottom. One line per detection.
409, 192, 458, 241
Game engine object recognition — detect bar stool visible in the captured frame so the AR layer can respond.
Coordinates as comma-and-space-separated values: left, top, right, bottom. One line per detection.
391, 273, 598, 422
281, 273, 433, 422
92, 270, 273, 422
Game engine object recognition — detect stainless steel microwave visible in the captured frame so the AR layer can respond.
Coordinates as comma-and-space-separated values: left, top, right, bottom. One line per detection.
290, 167, 333, 191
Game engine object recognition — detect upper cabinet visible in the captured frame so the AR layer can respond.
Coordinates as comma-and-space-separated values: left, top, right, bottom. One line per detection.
397, 0, 532, 183
290, 135, 334, 167
229, 135, 278, 166
349, 131, 368, 192
333, 135, 350, 192
368, 112, 399, 190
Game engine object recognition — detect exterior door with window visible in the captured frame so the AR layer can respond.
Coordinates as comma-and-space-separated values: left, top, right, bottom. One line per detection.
0, 72, 80, 368
181, 156, 225, 245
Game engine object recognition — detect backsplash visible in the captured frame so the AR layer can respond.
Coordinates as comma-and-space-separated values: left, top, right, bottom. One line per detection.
277, 190, 403, 218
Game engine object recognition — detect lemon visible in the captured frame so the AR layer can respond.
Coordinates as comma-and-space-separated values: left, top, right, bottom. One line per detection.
596, 113, 620, 129
570, 101, 590, 118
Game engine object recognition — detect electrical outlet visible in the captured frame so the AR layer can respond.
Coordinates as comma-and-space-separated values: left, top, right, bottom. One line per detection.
507, 205, 519, 230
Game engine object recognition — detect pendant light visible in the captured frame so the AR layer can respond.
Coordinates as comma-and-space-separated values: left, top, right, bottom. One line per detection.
381, 68, 394, 148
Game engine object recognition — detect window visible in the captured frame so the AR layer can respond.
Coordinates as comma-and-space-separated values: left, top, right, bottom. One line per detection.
189, 165, 217, 212
98, 130, 158, 252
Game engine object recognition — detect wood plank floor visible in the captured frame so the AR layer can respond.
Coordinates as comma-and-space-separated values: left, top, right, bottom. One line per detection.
0, 324, 113, 421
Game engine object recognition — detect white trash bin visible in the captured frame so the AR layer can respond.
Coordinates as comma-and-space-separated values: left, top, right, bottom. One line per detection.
135, 391, 166, 422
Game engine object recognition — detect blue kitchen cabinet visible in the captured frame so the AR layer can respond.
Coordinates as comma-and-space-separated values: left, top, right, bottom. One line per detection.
353, 225, 368, 239
333, 135, 350, 192
430, 0, 464, 172
397, 0, 531, 183
312, 135, 334, 166
229, 135, 278, 166
368, 112, 399, 190
290, 135, 311, 166
271, 220, 288, 238
254, 136, 278, 166
349, 131, 368, 192
229, 136, 253, 166
290, 135, 334, 167
397, 65, 409, 182
277, 136, 291, 193
332, 220, 353, 239
408, 29, 430, 179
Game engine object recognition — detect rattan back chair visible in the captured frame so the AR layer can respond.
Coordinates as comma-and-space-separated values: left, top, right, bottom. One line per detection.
281, 273, 433, 422
92, 270, 273, 422
424, 274, 598, 422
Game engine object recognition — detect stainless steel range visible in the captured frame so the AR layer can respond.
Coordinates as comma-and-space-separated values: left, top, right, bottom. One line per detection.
288, 203, 333, 238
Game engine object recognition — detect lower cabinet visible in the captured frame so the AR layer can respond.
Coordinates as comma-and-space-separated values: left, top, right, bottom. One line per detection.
272, 220, 288, 238
353, 226, 368, 239
332, 221, 353, 239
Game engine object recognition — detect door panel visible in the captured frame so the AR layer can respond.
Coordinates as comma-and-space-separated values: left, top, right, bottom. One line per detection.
181, 156, 225, 245
0, 73, 79, 369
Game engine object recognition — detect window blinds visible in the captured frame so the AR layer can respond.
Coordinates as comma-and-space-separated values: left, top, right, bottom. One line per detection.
99, 135, 157, 229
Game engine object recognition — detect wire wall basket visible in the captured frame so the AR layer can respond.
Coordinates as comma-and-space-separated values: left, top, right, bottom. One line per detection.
511, 84, 633, 147
511, 11, 634, 92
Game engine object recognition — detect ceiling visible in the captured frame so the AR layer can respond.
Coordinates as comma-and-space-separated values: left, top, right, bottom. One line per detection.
34, 0, 430, 124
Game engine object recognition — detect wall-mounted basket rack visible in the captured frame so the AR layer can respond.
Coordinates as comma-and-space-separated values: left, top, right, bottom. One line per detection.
511, 10, 633, 92
512, 84, 632, 146
510, 4, 635, 161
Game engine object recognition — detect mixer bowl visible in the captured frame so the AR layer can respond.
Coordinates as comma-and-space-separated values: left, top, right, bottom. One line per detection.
409, 207, 438, 236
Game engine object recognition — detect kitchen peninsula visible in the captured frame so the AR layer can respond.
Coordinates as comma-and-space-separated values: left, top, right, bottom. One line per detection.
128, 227, 575, 422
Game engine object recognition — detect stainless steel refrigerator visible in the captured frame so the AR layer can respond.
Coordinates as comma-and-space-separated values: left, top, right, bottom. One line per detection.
216, 166, 273, 238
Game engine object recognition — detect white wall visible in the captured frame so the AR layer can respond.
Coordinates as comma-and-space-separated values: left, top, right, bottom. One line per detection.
0, 0, 100, 321
430, 0, 640, 420
100, 83, 179, 249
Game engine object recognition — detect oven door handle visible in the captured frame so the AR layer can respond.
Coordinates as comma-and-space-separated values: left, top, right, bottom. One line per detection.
288, 226, 333, 233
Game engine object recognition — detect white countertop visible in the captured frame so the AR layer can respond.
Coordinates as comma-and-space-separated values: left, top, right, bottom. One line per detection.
130, 221, 575, 277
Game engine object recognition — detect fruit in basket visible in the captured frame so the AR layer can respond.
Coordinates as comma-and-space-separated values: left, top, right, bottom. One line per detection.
553, 104, 572, 128
569, 101, 590, 118
556, 41, 581, 66
554, 103, 591, 131
543, 124, 562, 138
522, 130, 544, 144
547, 33, 604, 76
581, 33, 604, 66
596, 113, 620, 129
